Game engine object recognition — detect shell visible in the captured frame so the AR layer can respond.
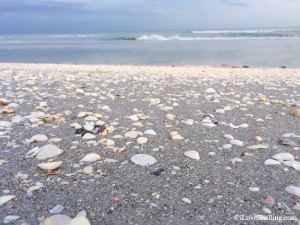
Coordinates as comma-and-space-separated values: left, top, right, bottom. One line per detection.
224, 134, 234, 140
285, 185, 300, 197
264, 159, 281, 166
50, 205, 64, 214
144, 129, 157, 136
77, 112, 87, 118
282, 160, 300, 167
82, 133, 96, 140
0, 121, 12, 127
38, 161, 62, 170
67, 217, 91, 225
272, 153, 295, 162
83, 122, 94, 131
293, 163, 300, 171
40, 214, 71, 225
36, 144, 63, 160
100, 138, 115, 147
249, 187, 260, 192
128, 115, 139, 121
80, 153, 101, 162
166, 114, 176, 120
0, 195, 15, 206
131, 154, 157, 166
278, 138, 297, 147
83, 166, 93, 175
26, 147, 41, 158
136, 137, 148, 144
125, 131, 139, 139
184, 150, 200, 160
30, 134, 48, 143
3, 216, 20, 224
247, 144, 268, 150
84, 116, 98, 121
229, 139, 244, 146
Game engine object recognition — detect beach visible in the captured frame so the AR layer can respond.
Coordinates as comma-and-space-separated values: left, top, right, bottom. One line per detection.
1, 63, 300, 225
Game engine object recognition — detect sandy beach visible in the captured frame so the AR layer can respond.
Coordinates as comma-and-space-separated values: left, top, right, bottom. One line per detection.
1, 63, 300, 225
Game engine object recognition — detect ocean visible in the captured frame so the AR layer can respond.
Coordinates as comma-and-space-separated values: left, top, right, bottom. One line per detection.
1, 27, 300, 67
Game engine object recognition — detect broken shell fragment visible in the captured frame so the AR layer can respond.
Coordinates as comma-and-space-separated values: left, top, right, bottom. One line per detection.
0, 195, 15, 206
38, 161, 62, 170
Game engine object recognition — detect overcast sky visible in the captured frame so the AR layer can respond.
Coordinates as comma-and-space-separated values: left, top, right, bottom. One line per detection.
0, 0, 300, 34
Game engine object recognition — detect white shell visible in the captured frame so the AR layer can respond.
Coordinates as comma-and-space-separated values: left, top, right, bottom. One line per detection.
205, 88, 216, 93
182, 198, 192, 204
67, 217, 91, 225
30, 134, 48, 143
136, 137, 148, 144
25, 147, 41, 158
144, 129, 157, 136
75, 210, 87, 218
77, 112, 87, 118
80, 153, 101, 162
272, 153, 295, 162
70, 123, 82, 129
50, 205, 64, 214
293, 203, 300, 210
184, 150, 200, 160
128, 115, 139, 121
84, 116, 98, 121
38, 161, 62, 170
82, 133, 96, 140
222, 144, 232, 149
36, 144, 63, 160
262, 207, 272, 214
83, 122, 94, 131
247, 144, 268, 150
282, 160, 300, 168
0, 195, 15, 206
0, 121, 12, 127
40, 214, 71, 225
3, 215, 20, 224
264, 159, 281, 166
131, 154, 157, 166
229, 139, 244, 146
285, 185, 300, 197
125, 131, 139, 139
183, 119, 194, 125
249, 187, 260, 192
293, 163, 300, 171
224, 134, 234, 140
83, 166, 93, 175
100, 138, 115, 147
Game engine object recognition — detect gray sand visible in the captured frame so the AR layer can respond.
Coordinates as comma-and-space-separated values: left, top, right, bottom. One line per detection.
1, 64, 300, 225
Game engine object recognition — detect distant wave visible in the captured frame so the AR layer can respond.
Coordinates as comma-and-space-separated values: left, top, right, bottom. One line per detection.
191, 29, 282, 34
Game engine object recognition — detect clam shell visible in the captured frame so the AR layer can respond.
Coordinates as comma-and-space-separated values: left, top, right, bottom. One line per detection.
26, 147, 41, 158
136, 137, 148, 144
80, 153, 101, 162
272, 153, 295, 162
144, 129, 157, 136
282, 160, 300, 168
184, 150, 200, 160
131, 154, 157, 166
285, 185, 300, 197
67, 217, 91, 225
0, 195, 15, 206
38, 161, 62, 170
36, 144, 63, 160
82, 133, 96, 140
40, 214, 71, 225
264, 159, 281, 166
30, 134, 48, 143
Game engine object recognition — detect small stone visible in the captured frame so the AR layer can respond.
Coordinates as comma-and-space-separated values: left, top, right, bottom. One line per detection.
152, 168, 165, 176
184, 150, 200, 160
131, 154, 157, 166
263, 195, 275, 207
254, 136, 263, 142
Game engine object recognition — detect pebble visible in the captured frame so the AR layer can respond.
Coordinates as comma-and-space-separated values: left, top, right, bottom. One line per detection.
131, 154, 157, 166
253, 136, 263, 142
184, 150, 200, 160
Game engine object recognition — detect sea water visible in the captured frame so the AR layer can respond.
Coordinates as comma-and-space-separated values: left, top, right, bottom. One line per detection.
0, 27, 300, 67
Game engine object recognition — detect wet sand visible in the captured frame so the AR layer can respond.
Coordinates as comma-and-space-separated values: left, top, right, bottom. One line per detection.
1, 63, 300, 225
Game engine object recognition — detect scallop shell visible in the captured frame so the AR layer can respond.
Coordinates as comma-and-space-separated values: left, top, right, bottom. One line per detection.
0, 195, 15, 206
272, 153, 295, 162
285, 185, 300, 197
36, 144, 63, 160
80, 153, 101, 162
26, 147, 41, 158
40, 214, 71, 225
184, 150, 200, 160
38, 161, 62, 170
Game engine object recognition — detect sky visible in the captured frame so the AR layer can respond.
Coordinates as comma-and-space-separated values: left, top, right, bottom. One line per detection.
0, 0, 300, 34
